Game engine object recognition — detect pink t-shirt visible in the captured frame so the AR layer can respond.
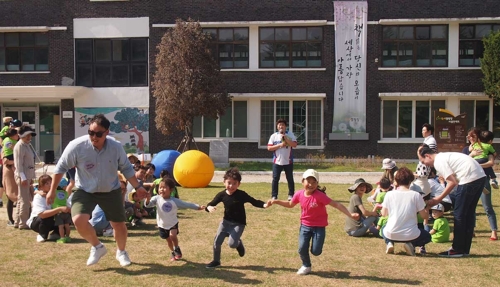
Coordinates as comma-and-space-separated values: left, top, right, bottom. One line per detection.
292, 189, 332, 227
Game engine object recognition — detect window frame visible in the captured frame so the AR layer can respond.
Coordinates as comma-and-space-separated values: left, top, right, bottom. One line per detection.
193, 101, 248, 139
259, 99, 323, 147
0, 32, 49, 72
380, 99, 446, 139
258, 26, 324, 69
381, 25, 449, 67
203, 27, 250, 69
459, 23, 500, 67
75, 38, 148, 87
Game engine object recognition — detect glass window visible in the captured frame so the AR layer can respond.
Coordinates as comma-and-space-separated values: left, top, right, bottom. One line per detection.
75, 38, 148, 87
382, 100, 446, 139
259, 27, 323, 68
0, 32, 48, 71
459, 100, 490, 132
193, 101, 248, 139
459, 24, 499, 67
259, 100, 322, 147
493, 105, 500, 138
203, 28, 249, 69
382, 25, 448, 67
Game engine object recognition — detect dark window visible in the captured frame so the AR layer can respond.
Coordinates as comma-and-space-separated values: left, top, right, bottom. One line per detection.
259, 27, 323, 68
0, 32, 49, 71
459, 24, 500, 67
75, 38, 148, 87
381, 25, 448, 67
202, 28, 249, 69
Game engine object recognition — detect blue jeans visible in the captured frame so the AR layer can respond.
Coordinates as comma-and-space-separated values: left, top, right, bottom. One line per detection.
480, 179, 498, 231
272, 163, 295, 198
382, 226, 431, 247
452, 177, 486, 254
298, 225, 325, 267
347, 216, 379, 237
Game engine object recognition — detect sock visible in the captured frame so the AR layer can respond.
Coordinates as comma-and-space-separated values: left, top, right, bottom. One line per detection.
95, 242, 104, 249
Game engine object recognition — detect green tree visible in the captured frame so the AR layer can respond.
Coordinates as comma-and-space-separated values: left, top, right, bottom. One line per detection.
109, 108, 149, 153
481, 30, 500, 105
152, 18, 230, 152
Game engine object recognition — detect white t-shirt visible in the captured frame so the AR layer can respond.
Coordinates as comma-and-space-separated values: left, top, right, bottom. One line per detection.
424, 135, 437, 151
382, 189, 426, 241
429, 177, 452, 204
267, 131, 297, 166
27, 194, 52, 227
144, 196, 199, 229
434, 152, 485, 185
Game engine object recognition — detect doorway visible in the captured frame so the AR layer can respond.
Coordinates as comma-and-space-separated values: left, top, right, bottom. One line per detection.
3, 107, 40, 159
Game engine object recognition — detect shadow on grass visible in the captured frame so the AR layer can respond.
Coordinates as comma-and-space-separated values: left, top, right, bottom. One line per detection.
314, 270, 422, 285
223, 264, 297, 274
97, 261, 262, 285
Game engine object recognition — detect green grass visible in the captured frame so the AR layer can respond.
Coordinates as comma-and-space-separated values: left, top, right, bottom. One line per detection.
220, 161, 418, 172
1, 183, 499, 286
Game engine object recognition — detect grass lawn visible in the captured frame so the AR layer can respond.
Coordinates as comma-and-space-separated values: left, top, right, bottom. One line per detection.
1, 183, 499, 286
222, 161, 419, 172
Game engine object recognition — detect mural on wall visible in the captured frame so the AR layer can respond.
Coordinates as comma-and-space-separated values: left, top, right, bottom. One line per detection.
75, 107, 149, 153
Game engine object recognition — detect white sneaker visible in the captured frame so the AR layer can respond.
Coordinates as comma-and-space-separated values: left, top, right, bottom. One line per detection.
386, 242, 394, 254
404, 242, 416, 256
103, 228, 114, 237
116, 250, 131, 267
87, 245, 107, 266
296, 266, 311, 275
36, 235, 45, 243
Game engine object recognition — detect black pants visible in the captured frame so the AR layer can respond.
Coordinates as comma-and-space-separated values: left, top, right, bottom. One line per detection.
30, 216, 57, 239
7, 199, 15, 222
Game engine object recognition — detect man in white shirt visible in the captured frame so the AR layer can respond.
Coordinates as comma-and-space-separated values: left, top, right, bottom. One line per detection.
422, 123, 437, 151
419, 145, 486, 258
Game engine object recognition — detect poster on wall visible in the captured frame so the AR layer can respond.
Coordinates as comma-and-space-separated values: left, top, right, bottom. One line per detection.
434, 109, 467, 152
75, 107, 149, 154
332, 1, 368, 134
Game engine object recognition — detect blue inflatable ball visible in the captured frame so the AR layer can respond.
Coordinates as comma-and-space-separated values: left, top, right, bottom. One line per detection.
151, 150, 181, 178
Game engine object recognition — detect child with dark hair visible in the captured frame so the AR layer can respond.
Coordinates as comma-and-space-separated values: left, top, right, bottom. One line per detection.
205, 167, 271, 268
144, 178, 205, 261
152, 169, 179, 198
476, 130, 498, 189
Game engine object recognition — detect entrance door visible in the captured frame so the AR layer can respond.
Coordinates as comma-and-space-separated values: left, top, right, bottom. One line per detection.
2, 107, 40, 158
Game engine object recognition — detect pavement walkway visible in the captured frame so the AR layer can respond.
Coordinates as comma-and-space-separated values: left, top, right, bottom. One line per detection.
37, 165, 382, 185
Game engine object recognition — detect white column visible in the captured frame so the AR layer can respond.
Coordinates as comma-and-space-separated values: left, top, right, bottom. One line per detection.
448, 23, 459, 68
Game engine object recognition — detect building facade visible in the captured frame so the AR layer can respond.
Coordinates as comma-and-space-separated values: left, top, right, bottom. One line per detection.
1, 0, 499, 161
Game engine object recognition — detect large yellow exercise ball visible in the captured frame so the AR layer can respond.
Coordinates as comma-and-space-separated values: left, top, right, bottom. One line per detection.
173, 150, 214, 188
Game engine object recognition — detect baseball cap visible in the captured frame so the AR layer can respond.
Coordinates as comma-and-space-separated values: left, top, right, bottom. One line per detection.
431, 204, 444, 211
302, 169, 319, 182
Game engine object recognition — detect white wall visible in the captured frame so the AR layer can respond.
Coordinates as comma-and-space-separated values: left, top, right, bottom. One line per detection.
74, 87, 149, 108
74, 17, 149, 38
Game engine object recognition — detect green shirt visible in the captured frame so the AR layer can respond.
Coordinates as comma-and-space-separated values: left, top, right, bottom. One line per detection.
0, 126, 9, 140
52, 189, 69, 208
375, 191, 387, 204
2, 137, 18, 157
431, 217, 450, 243
152, 178, 178, 198
377, 216, 388, 237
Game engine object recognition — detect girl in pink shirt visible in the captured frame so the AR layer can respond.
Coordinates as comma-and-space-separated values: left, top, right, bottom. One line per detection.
272, 169, 359, 275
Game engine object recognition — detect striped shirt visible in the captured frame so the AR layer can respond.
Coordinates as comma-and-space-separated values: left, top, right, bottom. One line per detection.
54, 135, 135, 193
424, 135, 437, 151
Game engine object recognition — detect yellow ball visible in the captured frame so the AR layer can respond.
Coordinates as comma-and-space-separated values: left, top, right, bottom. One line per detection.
173, 150, 214, 188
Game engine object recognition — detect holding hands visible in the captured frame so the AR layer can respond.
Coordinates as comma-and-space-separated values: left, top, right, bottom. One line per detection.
207, 206, 217, 213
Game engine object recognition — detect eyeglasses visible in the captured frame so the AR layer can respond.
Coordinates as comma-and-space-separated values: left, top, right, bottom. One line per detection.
88, 129, 106, 138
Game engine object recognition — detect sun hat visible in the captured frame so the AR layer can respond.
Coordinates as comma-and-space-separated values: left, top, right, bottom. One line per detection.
348, 178, 373, 193
128, 190, 137, 202
381, 158, 396, 170
18, 125, 36, 138
3, 117, 12, 124
431, 204, 444, 211
302, 169, 319, 182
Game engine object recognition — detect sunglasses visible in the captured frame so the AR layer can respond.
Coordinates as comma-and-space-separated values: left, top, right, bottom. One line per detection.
88, 129, 107, 138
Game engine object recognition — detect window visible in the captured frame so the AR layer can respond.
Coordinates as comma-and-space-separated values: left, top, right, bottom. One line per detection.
75, 38, 148, 87
203, 28, 249, 69
259, 27, 323, 68
260, 100, 322, 146
460, 100, 490, 132
381, 25, 448, 67
382, 100, 445, 138
0, 32, 49, 71
193, 101, 248, 138
459, 24, 500, 67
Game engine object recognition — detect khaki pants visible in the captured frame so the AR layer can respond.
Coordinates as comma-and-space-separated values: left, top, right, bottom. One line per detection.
15, 178, 33, 229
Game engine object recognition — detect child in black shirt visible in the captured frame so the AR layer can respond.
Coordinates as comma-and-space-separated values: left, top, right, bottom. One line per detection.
205, 167, 272, 268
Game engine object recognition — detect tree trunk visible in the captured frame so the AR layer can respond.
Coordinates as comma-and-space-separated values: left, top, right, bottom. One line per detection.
177, 125, 198, 152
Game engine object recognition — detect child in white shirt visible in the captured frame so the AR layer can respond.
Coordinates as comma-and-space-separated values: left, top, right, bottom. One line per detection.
144, 178, 205, 261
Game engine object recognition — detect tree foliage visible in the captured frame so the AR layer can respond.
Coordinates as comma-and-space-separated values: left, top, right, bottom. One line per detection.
481, 30, 500, 105
152, 19, 230, 139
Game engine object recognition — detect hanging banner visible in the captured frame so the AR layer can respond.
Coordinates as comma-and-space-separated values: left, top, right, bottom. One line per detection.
434, 109, 467, 152
332, 1, 368, 134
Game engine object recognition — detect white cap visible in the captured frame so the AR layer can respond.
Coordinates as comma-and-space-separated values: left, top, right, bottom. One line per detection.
302, 169, 319, 182
431, 204, 444, 211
